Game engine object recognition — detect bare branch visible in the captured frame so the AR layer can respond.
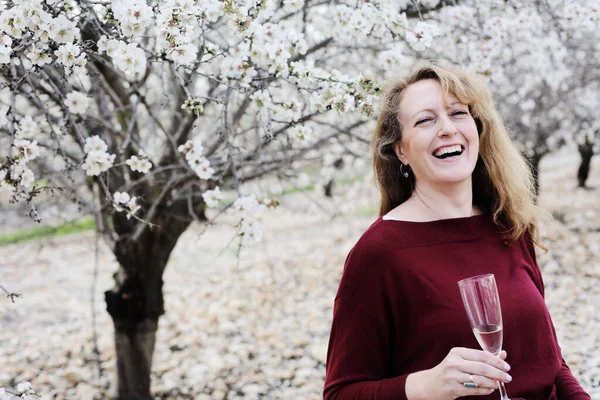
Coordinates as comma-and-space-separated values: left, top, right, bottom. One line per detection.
0, 283, 22, 303
131, 172, 195, 241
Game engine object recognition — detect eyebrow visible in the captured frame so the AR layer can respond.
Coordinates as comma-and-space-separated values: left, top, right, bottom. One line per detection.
411, 101, 466, 120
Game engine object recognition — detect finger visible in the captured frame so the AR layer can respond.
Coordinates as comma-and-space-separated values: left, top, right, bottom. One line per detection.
458, 372, 503, 391
499, 350, 507, 360
457, 348, 510, 372
461, 360, 513, 384
458, 380, 495, 397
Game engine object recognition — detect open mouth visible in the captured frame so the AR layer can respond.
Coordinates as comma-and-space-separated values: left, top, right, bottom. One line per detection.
433, 145, 464, 159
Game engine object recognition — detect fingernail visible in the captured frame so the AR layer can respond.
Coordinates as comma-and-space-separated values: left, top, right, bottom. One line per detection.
506, 374, 512, 382
504, 362, 511, 371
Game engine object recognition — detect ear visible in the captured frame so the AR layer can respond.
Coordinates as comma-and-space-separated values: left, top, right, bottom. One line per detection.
393, 142, 408, 165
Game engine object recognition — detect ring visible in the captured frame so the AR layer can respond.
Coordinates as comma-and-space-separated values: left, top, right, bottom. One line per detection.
463, 374, 478, 388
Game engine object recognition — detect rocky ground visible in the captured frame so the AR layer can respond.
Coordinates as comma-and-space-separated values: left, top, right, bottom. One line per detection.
0, 152, 598, 400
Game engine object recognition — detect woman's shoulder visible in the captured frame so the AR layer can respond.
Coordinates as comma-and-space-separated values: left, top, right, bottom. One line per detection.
337, 218, 408, 299
350, 217, 413, 257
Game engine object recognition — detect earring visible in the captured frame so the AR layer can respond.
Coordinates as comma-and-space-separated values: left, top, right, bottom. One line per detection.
400, 163, 411, 178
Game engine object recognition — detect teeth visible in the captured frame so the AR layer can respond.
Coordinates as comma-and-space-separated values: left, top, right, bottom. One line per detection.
434, 145, 462, 157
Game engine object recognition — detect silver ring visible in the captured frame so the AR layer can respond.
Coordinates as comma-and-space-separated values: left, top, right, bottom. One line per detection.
463, 375, 478, 388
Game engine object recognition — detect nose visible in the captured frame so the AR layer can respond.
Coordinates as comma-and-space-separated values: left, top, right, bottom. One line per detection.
438, 115, 457, 137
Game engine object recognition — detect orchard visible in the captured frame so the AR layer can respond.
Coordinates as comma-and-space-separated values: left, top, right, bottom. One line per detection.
0, 0, 598, 398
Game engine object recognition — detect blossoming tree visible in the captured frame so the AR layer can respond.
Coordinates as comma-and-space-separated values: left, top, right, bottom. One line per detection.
0, 0, 598, 398
0, 0, 447, 397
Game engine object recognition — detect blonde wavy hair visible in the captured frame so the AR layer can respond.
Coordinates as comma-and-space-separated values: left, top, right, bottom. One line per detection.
372, 64, 548, 250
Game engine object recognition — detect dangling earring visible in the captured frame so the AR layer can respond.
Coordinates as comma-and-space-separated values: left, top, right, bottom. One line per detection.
400, 163, 411, 178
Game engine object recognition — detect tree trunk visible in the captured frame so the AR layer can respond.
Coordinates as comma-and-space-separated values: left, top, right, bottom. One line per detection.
114, 318, 158, 400
105, 205, 200, 399
323, 157, 345, 198
105, 255, 166, 400
577, 141, 594, 188
526, 152, 544, 201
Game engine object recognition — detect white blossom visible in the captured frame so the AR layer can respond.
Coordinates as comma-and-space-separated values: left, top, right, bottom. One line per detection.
26, 47, 51, 66
112, 0, 154, 37
240, 217, 262, 243
17, 116, 38, 136
55, 43, 82, 68
250, 90, 272, 108
291, 124, 312, 143
65, 91, 90, 115
51, 14, 80, 44
10, 161, 35, 189
97, 35, 110, 53
202, 186, 224, 207
112, 192, 140, 218
178, 139, 205, 160
35, 21, 53, 43
190, 157, 215, 180
113, 42, 146, 75
199, 0, 224, 23
126, 196, 140, 219
0, 8, 26, 37
233, 194, 266, 217
104, 39, 124, 57
13, 139, 40, 162
405, 21, 441, 51
84, 136, 109, 153
113, 191, 130, 204
82, 151, 116, 176
168, 43, 198, 66
20, 168, 35, 188
0, 33, 13, 64
126, 155, 152, 173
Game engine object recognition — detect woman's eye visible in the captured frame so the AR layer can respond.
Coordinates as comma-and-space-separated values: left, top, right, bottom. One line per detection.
416, 118, 432, 125
452, 111, 468, 116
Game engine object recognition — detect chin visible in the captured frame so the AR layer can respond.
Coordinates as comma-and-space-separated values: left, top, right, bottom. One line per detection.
435, 172, 473, 184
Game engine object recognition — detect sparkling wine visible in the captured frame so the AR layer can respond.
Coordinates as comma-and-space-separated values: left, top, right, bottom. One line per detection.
473, 324, 503, 356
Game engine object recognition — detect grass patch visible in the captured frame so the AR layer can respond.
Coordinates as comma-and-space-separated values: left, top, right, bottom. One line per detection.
0, 174, 366, 246
0, 218, 96, 247
355, 207, 378, 217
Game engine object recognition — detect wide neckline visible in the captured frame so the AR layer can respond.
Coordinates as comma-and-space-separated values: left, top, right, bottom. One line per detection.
381, 213, 488, 224
373, 213, 503, 246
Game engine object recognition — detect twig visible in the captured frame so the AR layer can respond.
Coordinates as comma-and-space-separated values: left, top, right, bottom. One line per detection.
217, 223, 242, 261
193, 202, 234, 243
131, 173, 193, 241
90, 229, 103, 380
0, 283, 22, 303
235, 232, 244, 273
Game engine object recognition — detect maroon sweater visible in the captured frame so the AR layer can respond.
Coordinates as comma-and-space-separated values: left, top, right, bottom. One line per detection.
324, 215, 590, 400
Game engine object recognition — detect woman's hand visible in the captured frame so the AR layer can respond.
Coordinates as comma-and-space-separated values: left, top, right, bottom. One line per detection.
405, 348, 512, 400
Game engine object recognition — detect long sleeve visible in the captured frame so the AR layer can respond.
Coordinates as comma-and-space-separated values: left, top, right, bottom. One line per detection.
324, 230, 413, 400
524, 234, 591, 400
324, 296, 409, 400
554, 361, 591, 400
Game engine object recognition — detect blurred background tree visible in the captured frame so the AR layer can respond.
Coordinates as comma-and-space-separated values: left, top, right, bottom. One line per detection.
0, 0, 598, 398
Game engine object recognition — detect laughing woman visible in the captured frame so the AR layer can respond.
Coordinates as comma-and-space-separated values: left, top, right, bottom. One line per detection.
323, 65, 591, 400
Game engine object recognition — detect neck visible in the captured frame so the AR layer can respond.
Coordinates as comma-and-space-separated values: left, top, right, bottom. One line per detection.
412, 179, 477, 220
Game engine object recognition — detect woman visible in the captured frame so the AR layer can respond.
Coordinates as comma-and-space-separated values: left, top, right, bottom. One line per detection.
323, 65, 591, 400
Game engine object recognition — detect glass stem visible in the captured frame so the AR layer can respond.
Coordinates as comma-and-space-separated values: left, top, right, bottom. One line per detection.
498, 381, 510, 400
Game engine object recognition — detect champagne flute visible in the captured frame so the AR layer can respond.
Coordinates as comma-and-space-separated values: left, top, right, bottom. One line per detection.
458, 274, 524, 400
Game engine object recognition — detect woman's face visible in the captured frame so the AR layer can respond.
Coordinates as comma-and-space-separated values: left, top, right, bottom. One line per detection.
394, 79, 479, 191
